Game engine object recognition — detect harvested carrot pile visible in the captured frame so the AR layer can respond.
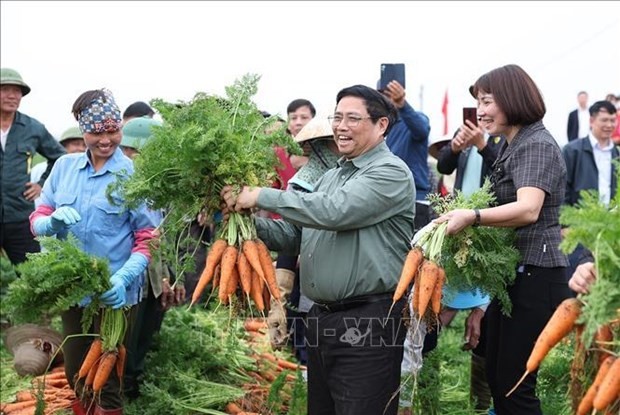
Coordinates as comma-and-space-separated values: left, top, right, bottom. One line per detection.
223, 318, 306, 414
1, 365, 75, 415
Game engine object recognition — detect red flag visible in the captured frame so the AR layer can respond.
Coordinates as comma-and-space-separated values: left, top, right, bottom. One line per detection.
441, 89, 449, 136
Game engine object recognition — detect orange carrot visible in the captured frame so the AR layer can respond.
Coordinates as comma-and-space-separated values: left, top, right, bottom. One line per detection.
412, 271, 420, 313
506, 297, 582, 397
431, 266, 446, 315
32, 378, 68, 388
116, 344, 127, 382
237, 252, 253, 296
15, 391, 35, 402
251, 270, 265, 312
393, 247, 424, 303
218, 245, 239, 303
244, 319, 267, 332
260, 352, 277, 363
225, 402, 243, 414
577, 355, 615, 415
7, 408, 37, 415
593, 356, 620, 411
84, 358, 100, 387
228, 263, 240, 298
277, 359, 303, 371
211, 264, 221, 292
262, 283, 271, 312
33, 371, 67, 382
595, 324, 614, 368
50, 365, 65, 373
78, 338, 102, 379
242, 240, 265, 280
1, 400, 36, 413
92, 352, 118, 392
190, 238, 228, 307
254, 239, 280, 300
416, 260, 439, 317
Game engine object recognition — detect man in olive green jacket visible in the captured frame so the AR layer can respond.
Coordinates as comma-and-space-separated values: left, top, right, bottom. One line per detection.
222, 85, 415, 415
0, 68, 66, 264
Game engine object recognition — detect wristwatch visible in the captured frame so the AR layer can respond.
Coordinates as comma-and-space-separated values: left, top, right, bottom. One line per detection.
473, 209, 481, 227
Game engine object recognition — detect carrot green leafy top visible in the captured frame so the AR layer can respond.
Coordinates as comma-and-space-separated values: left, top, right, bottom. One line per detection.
560, 165, 620, 343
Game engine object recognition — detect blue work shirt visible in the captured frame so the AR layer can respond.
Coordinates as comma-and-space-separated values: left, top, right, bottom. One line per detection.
385, 102, 431, 201
36, 148, 161, 305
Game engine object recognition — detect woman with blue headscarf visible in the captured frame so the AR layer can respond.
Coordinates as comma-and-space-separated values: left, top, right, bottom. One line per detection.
30, 89, 160, 415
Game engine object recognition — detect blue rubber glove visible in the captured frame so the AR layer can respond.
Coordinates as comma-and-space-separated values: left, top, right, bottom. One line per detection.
32, 206, 81, 236
100, 253, 148, 309
78, 296, 92, 307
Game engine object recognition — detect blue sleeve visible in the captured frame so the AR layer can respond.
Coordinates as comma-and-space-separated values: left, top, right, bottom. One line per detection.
399, 102, 430, 143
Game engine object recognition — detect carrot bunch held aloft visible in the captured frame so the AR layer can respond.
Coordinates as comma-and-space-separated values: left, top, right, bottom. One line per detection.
189, 212, 280, 315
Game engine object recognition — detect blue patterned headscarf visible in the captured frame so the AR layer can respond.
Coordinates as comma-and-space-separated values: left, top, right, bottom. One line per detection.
78, 89, 122, 134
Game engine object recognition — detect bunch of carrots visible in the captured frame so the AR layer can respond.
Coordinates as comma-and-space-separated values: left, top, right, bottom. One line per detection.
505, 297, 619, 413
0, 365, 75, 415
74, 308, 127, 406
189, 212, 280, 315
389, 222, 448, 327
223, 318, 305, 414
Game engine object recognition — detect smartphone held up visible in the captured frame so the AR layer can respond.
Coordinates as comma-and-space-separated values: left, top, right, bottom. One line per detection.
462, 107, 478, 127
379, 63, 406, 91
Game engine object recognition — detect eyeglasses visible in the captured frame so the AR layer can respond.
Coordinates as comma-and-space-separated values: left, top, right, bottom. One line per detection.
328, 114, 373, 128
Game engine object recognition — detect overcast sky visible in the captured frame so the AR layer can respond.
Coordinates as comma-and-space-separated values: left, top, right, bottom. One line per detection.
2, 1, 619, 147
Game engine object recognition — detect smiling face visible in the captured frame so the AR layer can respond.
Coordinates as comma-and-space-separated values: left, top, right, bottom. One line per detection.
83, 129, 122, 168
590, 108, 617, 141
331, 96, 387, 159
0, 84, 23, 114
476, 91, 511, 138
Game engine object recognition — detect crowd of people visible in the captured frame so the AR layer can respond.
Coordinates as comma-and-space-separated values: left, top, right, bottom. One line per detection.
1, 63, 618, 415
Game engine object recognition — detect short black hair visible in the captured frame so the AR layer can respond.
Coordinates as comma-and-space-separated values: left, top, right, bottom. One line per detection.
123, 101, 154, 120
286, 99, 316, 117
335, 84, 399, 136
589, 100, 617, 116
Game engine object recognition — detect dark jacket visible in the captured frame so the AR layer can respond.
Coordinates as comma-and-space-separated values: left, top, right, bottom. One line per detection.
436, 134, 504, 191
562, 136, 619, 206
0, 111, 66, 223
567, 109, 580, 142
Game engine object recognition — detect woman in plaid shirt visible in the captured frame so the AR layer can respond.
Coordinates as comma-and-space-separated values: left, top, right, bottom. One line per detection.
435, 64, 571, 415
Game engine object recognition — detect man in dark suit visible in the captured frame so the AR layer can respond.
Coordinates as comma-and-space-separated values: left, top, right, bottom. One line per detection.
567, 90, 589, 142
563, 100, 618, 278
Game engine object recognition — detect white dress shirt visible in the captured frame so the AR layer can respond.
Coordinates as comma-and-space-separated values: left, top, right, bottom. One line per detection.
588, 133, 614, 206
578, 108, 590, 138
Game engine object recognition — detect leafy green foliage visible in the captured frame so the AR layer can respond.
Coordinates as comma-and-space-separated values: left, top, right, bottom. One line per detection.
110, 73, 301, 279
4, 236, 110, 332
428, 180, 521, 314
124, 305, 254, 415
0, 254, 18, 327
560, 166, 620, 343
0, 253, 17, 296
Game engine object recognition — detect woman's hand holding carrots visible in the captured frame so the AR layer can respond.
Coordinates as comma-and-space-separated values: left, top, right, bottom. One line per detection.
568, 261, 596, 295
433, 209, 477, 235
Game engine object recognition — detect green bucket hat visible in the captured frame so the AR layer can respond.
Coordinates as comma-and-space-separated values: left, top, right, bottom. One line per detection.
1, 68, 31, 96
59, 126, 83, 143
121, 117, 162, 150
